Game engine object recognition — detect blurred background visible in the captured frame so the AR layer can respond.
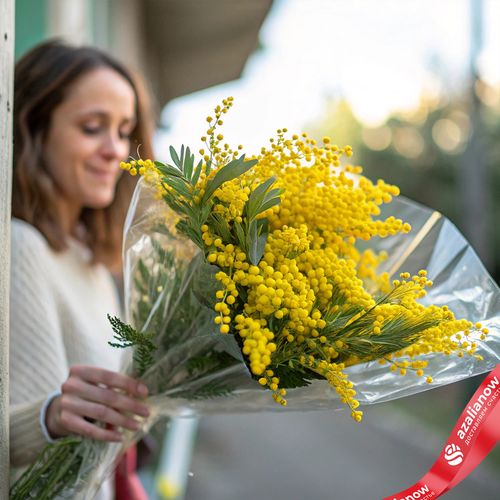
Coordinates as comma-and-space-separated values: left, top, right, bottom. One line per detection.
15, 0, 500, 498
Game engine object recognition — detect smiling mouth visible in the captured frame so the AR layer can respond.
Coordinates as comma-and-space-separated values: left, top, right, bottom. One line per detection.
86, 166, 117, 181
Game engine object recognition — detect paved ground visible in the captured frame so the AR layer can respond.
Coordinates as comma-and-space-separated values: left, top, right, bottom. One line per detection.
183, 383, 500, 500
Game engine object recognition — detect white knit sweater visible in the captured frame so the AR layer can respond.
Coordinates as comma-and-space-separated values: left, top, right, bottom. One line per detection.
9, 218, 123, 496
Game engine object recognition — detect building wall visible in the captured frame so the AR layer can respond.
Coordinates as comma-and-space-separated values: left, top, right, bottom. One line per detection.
13, 0, 272, 109
15, 0, 47, 58
14, 0, 112, 58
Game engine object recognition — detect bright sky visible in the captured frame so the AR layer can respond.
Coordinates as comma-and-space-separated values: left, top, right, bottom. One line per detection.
156, 0, 500, 157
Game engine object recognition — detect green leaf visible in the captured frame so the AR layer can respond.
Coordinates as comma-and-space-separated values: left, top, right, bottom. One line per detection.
202, 155, 257, 203
256, 196, 281, 215
261, 187, 283, 207
265, 187, 283, 200
233, 220, 247, 253
179, 145, 185, 169
246, 219, 258, 256
200, 202, 213, 225
168, 177, 192, 199
169, 146, 181, 168
184, 147, 194, 180
187, 351, 238, 376
134, 277, 147, 296
176, 199, 196, 219
107, 315, 156, 377
138, 259, 150, 285
247, 219, 267, 265
245, 176, 276, 220
209, 213, 232, 241
255, 233, 268, 265
271, 365, 323, 389
9, 437, 84, 499
162, 194, 189, 217
154, 161, 183, 178
176, 381, 234, 400
191, 258, 222, 309
205, 158, 213, 175
176, 220, 204, 249
192, 159, 203, 186
257, 217, 269, 234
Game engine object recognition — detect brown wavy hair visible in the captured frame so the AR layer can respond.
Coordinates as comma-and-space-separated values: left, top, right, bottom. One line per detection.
13, 39, 154, 270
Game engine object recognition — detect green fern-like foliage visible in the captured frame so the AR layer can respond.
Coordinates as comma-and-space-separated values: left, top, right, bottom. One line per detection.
187, 350, 237, 377
9, 437, 83, 500
107, 315, 156, 377
175, 380, 234, 400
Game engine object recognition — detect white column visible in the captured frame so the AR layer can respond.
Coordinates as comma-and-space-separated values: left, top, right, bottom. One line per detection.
0, 0, 14, 495
47, 0, 91, 44
459, 0, 492, 268
108, 0, 146, 73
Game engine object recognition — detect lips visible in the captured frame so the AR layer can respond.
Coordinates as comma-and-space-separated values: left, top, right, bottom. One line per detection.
85, 165, 118, 182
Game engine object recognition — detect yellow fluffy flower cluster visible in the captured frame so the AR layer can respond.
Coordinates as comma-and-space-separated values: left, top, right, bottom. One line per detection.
121, 98, 487, 421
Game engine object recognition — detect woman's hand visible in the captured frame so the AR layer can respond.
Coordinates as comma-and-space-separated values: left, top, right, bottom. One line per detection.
45, 365, 150, 442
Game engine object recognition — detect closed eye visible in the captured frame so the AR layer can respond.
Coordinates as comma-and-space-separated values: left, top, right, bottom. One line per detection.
82, 124, 102, 135
119, 128, 133, 140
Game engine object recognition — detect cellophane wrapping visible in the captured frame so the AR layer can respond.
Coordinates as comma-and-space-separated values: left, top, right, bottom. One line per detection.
39, 179, 500, 499
122, 180, 500, 416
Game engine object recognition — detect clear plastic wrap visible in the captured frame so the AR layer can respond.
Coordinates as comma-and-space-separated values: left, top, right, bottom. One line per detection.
122, 179, 500, 417
13, 179, 499, 500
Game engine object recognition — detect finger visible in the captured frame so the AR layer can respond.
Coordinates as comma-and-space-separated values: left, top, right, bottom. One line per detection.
59, 411, 122, 442
62, 377, 150, 418
61, 395, 142, 432
69, 365, 148, 397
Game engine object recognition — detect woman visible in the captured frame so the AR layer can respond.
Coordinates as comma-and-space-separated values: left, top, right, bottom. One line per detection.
10, 40, 154, 497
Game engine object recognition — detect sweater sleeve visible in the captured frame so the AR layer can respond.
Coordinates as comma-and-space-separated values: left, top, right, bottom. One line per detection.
9, 221, 69, 467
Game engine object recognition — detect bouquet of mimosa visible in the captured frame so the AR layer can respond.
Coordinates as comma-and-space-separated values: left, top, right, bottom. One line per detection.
11, 98, 500, 499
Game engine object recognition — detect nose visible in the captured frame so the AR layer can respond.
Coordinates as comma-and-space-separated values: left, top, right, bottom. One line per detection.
101, 132, 128, 161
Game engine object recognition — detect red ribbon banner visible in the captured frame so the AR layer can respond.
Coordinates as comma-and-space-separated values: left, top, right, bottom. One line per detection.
384, 364, 500, 500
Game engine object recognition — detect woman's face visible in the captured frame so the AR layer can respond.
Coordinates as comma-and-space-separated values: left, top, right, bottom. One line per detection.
43, 67, 136, 220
